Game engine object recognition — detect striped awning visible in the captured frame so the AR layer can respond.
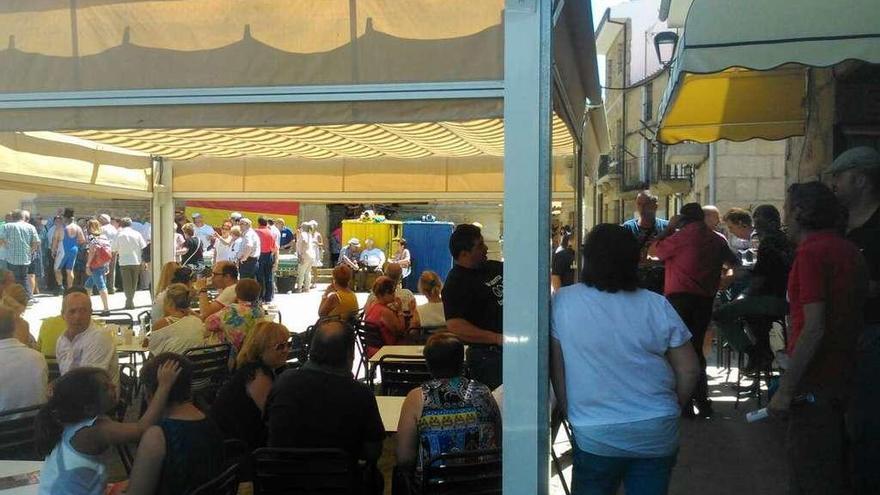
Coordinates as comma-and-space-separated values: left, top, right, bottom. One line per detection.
65, 116, 576, 160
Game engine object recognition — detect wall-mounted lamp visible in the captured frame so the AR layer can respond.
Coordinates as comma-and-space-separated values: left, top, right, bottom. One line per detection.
653, 31, 679, 65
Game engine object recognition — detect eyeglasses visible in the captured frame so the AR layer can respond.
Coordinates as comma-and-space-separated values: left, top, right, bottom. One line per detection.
274, 341, 291, 351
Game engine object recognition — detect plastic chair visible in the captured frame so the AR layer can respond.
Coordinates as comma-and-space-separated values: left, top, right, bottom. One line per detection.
252, 448, 359, 495
376, 354, 432, 397
0, 404, 43, 460
190, 463, 241, 495
422, 448, 502, 495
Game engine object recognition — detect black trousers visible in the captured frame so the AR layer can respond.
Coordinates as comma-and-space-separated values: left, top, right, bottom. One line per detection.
239, 257, 259, 280
257, 252, 275, 302
667, 292, 714, 404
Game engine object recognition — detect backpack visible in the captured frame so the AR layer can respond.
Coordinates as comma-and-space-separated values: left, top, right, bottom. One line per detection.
89, 237, 113, 268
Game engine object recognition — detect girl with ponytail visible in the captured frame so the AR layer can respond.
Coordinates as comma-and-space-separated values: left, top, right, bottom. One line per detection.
35, 362, 180, 495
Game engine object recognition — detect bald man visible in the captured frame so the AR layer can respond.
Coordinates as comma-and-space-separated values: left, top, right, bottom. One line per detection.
55, 291, 119, 385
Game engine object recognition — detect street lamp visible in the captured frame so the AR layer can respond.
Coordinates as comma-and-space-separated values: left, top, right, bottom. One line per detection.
653, 31, 679, 65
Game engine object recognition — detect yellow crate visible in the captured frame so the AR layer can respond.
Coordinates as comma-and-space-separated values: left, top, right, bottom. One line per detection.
341, 220, 403, 259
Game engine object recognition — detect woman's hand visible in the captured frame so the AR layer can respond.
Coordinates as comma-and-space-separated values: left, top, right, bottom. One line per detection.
156, 361, 181, 390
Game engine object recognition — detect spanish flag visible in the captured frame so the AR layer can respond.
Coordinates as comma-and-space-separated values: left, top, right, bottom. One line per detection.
184, 201, 299, 228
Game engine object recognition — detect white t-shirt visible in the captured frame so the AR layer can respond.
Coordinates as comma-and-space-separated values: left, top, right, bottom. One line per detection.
56, 324, 120, 386
214, 238, 234, 262
416, 301, 446, 328
216, 284, 238, 306
194, 224, 216, 250
365, 287, 415, 312
100, 224, 117, 243
551, 284, 691, 455
148, 315, 206, 355
0, 338, 48, 413
112, 227, 147, 266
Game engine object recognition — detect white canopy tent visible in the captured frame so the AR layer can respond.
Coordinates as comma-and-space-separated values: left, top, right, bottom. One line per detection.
0, 1, 608, 491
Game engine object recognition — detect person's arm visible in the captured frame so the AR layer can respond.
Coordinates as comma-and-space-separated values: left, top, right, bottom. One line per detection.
318, 291, 339, 318
378, 250, 386, 267
122, 426, 166, 495
85, 244, 95, 274
445, 318, 503, 345
395, 388, 423, 466
73, 361, 180, 454
245, 369, 274, 414
76, 226, 86, 245
549, 336, 568, 417
666, 342, 700, 407
550, 275, 562, 293
769, 302, 825, 417
380, 305, 407, 337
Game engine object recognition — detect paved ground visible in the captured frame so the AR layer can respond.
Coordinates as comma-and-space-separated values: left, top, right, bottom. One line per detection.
24, 288, 788, 493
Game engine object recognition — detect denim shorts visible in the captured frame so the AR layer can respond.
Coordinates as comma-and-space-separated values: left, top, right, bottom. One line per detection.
85, 265, 108, 291
572, 446, 676, 495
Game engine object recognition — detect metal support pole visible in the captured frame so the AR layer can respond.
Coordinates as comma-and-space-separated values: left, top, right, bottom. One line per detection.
574, 142, 585, 279
503, 0, 552, 493
150, 156, 174, 290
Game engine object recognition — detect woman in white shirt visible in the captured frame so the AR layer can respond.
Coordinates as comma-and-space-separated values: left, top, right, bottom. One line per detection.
550, 224, 699, 494
213, 220, 235, 262
145, 283, 205, 355
415, 270, 445, 329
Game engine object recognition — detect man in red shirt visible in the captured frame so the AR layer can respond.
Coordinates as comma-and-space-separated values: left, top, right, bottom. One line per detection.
652, 203, 738, 417
255, 217, 279, 303
768, 182, 866, 494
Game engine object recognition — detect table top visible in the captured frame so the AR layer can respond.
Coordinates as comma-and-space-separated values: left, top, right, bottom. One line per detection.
368, 345, 424, 363
0, 460, 41, 494
116, 336, 147, 354
376, 396, 405, 433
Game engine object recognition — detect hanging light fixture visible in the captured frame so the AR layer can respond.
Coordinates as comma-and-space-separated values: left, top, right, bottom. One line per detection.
653, 31, 679, 65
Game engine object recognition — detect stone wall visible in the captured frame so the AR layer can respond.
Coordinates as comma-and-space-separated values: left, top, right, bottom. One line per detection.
30, 195, 150, 220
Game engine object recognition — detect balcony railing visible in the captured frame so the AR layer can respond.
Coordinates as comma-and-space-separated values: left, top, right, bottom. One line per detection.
654, 162, 694, 182
621, 158, 645, 191
597, 154, 619, 179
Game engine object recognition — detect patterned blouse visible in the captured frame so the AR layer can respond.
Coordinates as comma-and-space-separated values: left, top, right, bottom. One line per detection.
204, 302, 265, 353
416, 377, 501, 478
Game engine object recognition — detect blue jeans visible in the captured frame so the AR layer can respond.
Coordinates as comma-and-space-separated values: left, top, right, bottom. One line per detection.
85, 265, 108, 292
572, 447, 676, 495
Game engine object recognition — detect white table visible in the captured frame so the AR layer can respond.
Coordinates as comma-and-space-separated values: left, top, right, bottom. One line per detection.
0, 460, 41, 494
368, 345, 425, 363
376, 396, 405, 433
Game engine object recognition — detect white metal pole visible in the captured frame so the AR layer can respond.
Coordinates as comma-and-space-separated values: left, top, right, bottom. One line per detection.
503, 0, 553, 493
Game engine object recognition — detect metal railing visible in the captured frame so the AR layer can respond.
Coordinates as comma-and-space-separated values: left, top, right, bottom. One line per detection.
621, 158, 645, 191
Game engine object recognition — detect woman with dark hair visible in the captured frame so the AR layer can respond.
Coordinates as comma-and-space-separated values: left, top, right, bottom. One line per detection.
363, 276, 407, 357
390, 238, 412, 280
395, 332, 500, 491
550, 224, 699, 494
36, 363, 180, 494
125, 353, 224, 495
178, 223, 204, 270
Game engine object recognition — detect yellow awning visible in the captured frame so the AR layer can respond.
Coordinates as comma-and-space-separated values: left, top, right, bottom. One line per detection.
658, 67, 806, 144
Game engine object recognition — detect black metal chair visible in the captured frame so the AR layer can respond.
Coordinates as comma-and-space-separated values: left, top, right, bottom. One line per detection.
286, 331, 311, 370
46, 359, 61, 383
136, 310, 151, 335
422, 448, 502, 495
253, 448, 360, 495
92, 311, 135, 329
376, 354, 432, 397
190, 462, 241, 495
115, 363, 138, 474
0, 404, 43, 460
184, 343, 232, 407
353, 320, 383, 383
550, 405, 572, 495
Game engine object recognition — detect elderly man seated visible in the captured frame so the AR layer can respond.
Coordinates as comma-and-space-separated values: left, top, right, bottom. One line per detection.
266, 319, 384, 491
0, 306, 47, 413
55, 289, 119, 385
357, 238, 386, 292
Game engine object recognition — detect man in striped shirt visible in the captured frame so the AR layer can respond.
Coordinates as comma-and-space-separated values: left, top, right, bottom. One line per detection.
0, 210, 39, 299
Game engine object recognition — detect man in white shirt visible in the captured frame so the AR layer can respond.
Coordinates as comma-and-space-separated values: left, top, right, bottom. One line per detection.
295, 223, 317, 293
192, 213, 216, 252
195, 261, 239, 320
357, 238, 386, 291
55, 291, 119, 386
0, 306, 47, 413
112, 217, 147, 310
98, 214, 118, 294
237, 218, 260, 279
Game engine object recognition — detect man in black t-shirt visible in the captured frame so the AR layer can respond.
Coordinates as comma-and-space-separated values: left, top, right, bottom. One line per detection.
551, 232, 575, 291
266, 320, 385, 488
442, 224, 504, 389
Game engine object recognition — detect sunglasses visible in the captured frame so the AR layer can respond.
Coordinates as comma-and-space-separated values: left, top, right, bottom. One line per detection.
274, 341, 291, 351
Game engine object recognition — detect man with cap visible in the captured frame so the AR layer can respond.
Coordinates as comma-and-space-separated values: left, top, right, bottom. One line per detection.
829, 146, 880, 493
337, 238, 363, 288
191, 213, 216, 253
651, 203, 738, 418
230, 212, 243, 224
98, 214, 118, 294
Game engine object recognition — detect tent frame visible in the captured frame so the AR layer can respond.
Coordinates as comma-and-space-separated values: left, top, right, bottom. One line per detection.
0, 1, 597, 491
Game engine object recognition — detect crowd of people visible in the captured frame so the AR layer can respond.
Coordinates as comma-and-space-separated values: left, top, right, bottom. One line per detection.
547, 145, 879, 494
0, 146, 877, 495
